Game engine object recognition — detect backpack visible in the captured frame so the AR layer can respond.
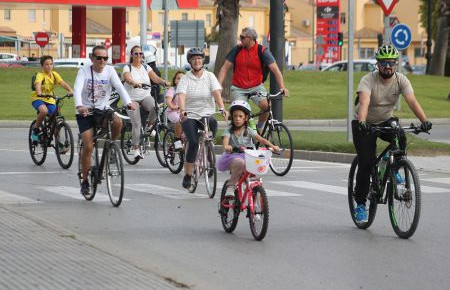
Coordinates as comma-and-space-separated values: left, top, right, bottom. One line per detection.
31, 72, 55, 91
233, 44, 270, 83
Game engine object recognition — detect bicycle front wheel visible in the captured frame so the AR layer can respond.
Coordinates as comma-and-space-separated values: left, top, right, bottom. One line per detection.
204, 141, 217, 198
163, 130, 184, 174
78, 138, 97, 201
28, 120, 47, 166
120, 121, 140, 165
265, 123, 294, 176
106, 142, 124, 207
388, 159, 421, 239
55, 121, 74, 169
348, 156, 378, 229
219, 180, 239, 233
154, 126, 168, 168
249, 186, 269, 241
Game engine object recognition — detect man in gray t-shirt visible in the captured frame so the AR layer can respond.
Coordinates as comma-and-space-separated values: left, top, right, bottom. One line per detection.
351, 45, 432, 223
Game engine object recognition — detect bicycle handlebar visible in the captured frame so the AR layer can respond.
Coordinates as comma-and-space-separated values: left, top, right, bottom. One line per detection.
39, 93, 73, 100
245, 90, 284, 101
370, 122, 428, 135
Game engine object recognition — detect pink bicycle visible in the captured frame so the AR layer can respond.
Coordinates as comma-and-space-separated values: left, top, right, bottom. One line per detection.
218, 148, 272, 241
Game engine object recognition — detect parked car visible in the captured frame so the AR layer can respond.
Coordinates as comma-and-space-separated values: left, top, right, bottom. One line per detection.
321, 59, 377, 72
53, 58, 91, 68
411, 64, 426, 75
0, 53, 20, 62
298, 63, 320, 71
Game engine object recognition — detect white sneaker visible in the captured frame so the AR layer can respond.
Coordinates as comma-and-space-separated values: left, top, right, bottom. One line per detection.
174, 140, 183, 150
133, 149, 144, 160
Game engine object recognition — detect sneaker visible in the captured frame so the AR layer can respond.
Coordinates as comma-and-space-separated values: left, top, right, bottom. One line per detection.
58, 142, 69, 154
182, 174, 192, 189
174, 140, 183, 150
31, 128, 40, 142
80, 180, 90, 196
133, 149, 144, 160
395, 172, 405, 184
354, 204, 368, 223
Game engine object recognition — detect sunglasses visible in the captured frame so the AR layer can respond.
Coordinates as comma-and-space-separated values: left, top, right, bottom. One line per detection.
94, 55, 109, 61
240, 35, 250, 40
132, 52, 144, 56
379, 60, 397, 67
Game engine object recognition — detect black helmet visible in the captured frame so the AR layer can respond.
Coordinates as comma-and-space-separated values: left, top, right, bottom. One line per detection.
186, 47, 205, 62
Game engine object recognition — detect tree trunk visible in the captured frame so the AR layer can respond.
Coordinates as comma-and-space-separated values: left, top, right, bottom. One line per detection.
213, 0, 240, 102
430, 1, 449, 76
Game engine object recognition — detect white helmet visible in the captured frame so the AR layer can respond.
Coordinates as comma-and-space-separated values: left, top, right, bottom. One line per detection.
230, 100, 251, 116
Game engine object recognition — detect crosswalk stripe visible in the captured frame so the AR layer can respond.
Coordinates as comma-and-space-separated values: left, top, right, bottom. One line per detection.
0, 190, 40, 204
420, 185, 449, 194
422, 177, 450, 185
125, 183, 209, 199
38, 186, 129, 202
272, 181, 348, 195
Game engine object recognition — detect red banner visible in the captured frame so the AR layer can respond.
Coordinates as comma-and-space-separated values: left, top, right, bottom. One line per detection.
316, 0, 340, 64
0, 0, 198, 8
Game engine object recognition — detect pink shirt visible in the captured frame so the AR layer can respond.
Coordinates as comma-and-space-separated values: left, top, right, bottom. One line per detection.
165, 86, 179, 113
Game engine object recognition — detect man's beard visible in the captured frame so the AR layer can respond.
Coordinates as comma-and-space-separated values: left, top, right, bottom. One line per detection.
380, 70, 394, 79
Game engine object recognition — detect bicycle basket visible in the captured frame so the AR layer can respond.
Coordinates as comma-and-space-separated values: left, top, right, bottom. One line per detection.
244, 149, 272, 175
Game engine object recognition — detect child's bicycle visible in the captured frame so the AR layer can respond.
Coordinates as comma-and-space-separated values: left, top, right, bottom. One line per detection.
28, 94, 75, 169
218, 147, 272, 241
163, 130, 186, 174
348, 120, 428, 239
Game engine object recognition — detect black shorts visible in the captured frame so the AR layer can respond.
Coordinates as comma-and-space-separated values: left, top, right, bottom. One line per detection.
76, 114, 96, 134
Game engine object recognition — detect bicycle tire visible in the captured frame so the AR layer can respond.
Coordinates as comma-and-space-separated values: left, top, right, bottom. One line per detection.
388, 158, 421, 239
249, 185, 269, 241
28, 120, 47, 166
55, 121, 74, 169
348, 156, 378, 229
120, 121, 140, 165
264, 123, 294, 176
219, 180, 239, 233
189, 165, 199, 193
78, 138, 97, 201
204, 141, 217, 198
154, 126, 168, 168
163, 130, 184, 174
105, 142, 124, 207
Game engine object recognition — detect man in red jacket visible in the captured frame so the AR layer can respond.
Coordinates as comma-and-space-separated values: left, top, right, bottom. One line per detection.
217, 27, 289, 132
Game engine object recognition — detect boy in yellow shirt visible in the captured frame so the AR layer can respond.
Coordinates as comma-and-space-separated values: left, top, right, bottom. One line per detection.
31, 55, 73, 141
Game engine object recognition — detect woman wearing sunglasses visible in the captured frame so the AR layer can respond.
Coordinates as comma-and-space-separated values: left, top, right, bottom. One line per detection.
122, 45, 169, 160
351, 44, 432, 223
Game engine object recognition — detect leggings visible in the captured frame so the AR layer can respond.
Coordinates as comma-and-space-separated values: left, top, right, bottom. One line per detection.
182, 117, 218, 163
127, 96, 156, 146
352, 118, 406, 205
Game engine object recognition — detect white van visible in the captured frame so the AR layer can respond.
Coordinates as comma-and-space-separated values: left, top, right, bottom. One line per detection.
54, 58, 92, 68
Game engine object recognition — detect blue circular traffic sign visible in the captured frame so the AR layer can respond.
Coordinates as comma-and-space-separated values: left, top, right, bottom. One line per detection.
391, 24, 412, 50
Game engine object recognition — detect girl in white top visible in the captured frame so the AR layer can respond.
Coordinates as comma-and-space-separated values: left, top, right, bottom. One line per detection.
122, 45, 169, 159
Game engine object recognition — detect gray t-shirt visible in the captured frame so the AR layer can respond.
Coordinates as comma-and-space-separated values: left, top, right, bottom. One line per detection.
356, 71, 414, 124
223, 127, 257, 149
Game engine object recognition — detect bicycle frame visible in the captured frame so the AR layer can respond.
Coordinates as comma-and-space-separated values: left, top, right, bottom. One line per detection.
249, 92, 283, 137
193, 116, 213, 178
39, 95, 71, 145
91, 114, 115, 183
234, 171, 263, 213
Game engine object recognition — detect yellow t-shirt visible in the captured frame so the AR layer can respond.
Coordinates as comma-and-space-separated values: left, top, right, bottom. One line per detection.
31, 71, 63, 105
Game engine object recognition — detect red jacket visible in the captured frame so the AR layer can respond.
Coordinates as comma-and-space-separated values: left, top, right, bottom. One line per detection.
232, 42, 264, 89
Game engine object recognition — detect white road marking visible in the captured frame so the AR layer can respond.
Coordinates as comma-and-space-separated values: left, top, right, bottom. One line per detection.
38, 186, 129, 202
420, 186, 449, 194
272, 180, 347, 195
423, 177, 450, 185
125, 183, 209, 199
0, 190, 40, 204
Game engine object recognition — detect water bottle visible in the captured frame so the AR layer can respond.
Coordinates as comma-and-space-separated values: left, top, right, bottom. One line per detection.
378, 153, 389, 179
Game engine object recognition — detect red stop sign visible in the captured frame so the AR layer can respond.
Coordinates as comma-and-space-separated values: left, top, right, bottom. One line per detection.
105, 38, 111, 50
35, 32, 49, 47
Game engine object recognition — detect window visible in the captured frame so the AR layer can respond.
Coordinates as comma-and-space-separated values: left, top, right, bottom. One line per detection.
249, 15, 255, 27
182, 13, 188, 21
206, 14, 211, 27
4, 9, 11, 20
340, 12, 346, 25
358, 48, 374, 59
126, 11, 129, 23
158, 12, 164, 26
69, 9, 72, 23
414, 47, 424, 58
28, 10, 36, 22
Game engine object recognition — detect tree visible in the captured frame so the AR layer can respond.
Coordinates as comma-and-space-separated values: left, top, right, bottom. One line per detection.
419, 0, 449, 76
213, 0, 240, 102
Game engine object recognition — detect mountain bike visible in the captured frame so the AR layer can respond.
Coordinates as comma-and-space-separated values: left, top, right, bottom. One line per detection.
248, 91, 293, 176
77, 109, 129, 207
119, 84, 168, 167
163, 130, 185, 174
28, 94, 74, 169
219, 148, 272, 241
184, 111, 221, 198
348, 120, 427, 239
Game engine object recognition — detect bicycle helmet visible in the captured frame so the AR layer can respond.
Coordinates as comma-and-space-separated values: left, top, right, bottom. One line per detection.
375, 45, 399, 60
230, 100, 251, 116
186, 47, 205, 62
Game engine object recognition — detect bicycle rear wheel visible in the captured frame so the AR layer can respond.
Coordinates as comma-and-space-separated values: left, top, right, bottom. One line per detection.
249, 186, 269, 241
163, 130, 184, 174
77, 138, 97, 201
348, 156, 378, 229
120, 121, 140, 165
189, 164, 199, 193
204, 141, 217, 198
219, 180, 239, 233
28, 120, 47, 165
265, 123, 293, 176
106, 142, 124, 207
154, 126, 168, 168
55, 121, 74, 169
388, 159, 421, 239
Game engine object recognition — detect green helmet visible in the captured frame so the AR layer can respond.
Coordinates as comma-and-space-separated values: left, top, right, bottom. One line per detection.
375, 45, 399, 60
